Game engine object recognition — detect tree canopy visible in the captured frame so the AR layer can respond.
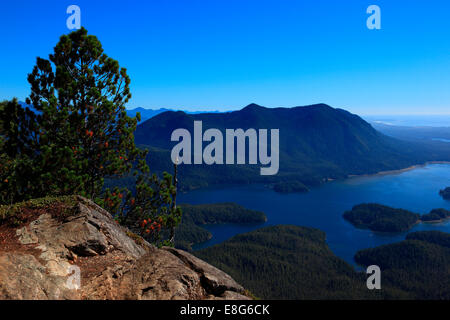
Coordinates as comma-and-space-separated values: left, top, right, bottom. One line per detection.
0, 28, 181, 246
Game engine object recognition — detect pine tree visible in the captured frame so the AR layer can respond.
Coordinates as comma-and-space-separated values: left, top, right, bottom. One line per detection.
1, 28, 181, 245
0, 99, 40, 204
26, 27, 141, 198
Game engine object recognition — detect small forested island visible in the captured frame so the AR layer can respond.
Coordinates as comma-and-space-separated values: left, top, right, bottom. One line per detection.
175, 203, 266, 251
343, 204, 450, 232
343, 203, 420, 232
439, 187, 450, 200
421, 208, 450, 222
273, 181, 309, 194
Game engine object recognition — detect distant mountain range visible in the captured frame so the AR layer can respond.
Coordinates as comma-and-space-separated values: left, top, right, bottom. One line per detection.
363, 115, 450, 127
18, 100, 450, 191
370, 122, 450, 143
18, 102, 221, 123
126, 107, 222, 122
134, 103, 450, 191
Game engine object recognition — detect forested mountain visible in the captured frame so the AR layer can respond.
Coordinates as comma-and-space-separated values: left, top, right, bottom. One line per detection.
135, 103, 450, 190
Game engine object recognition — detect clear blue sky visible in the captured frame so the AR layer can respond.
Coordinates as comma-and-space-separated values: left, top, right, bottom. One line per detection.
0, 0, 449, 115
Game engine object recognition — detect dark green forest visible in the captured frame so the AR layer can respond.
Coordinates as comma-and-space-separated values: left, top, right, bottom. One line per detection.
421, 208, 450, 222
344, 203, 450, 232
343, 203, 420, 232
194, 225, 407, 299
195, 226, 450, 299
355, 231, 450, 299
406, 231, 450, 248
273, 181, 309, 193
174, 202, 266, 251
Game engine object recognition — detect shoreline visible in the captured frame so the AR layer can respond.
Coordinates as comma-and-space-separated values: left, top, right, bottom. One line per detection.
348, 161, 450, 179
180, 161, 450, 195
420, 216, 450, 225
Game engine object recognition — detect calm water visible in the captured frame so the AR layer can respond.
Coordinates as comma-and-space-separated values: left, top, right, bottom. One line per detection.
432, 138, 450, 143
178, 164, 450, 265
363, 115, 450, 127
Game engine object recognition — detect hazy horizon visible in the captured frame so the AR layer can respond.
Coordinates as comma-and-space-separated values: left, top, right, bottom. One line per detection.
124, 103, 450, 127
125, 104, 450, 117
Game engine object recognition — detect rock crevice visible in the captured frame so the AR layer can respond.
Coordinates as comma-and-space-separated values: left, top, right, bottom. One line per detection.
0, 196, 249, 300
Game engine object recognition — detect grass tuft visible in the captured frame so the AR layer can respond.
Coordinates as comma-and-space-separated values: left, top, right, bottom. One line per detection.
0, 195, 79, 227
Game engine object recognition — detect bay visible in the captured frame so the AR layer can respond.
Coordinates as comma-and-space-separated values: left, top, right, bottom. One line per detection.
178, 164, 450, 265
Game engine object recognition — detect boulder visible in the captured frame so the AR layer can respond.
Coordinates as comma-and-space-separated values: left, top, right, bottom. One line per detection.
0, 196, 249, 300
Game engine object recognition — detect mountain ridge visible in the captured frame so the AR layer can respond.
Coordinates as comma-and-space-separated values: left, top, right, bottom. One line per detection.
133, 103, 450, 191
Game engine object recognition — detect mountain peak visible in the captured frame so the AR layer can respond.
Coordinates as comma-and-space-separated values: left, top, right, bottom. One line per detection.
313, 103, 333, 109
242, 103, 265, 111
241, 103, 335, 113
296, 103, 334, 110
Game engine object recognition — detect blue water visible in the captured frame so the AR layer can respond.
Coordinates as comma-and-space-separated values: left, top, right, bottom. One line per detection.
363, 115, 450, 127
178, 164, 450, 265
432, 138, 450, 143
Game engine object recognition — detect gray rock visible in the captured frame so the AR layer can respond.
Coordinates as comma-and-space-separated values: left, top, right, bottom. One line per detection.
0, 196, 249, 300
163, 247, 246, 296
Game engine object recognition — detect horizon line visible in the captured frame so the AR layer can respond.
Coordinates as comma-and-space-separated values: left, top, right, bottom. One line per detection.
126, 105, 450, 116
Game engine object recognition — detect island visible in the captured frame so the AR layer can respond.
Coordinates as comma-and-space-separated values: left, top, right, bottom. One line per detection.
439, 187, 450, 200
343, 203, 450, 233
175, 202, 266, 251
273, 181, 309, 194
343, 203, 420, 232
421, 208, 450, 222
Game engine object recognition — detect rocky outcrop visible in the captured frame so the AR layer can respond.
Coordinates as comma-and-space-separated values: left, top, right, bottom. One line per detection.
0, 196, 249, 300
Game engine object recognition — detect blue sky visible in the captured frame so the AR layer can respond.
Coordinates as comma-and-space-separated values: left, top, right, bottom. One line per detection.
0, 0, 449, 115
